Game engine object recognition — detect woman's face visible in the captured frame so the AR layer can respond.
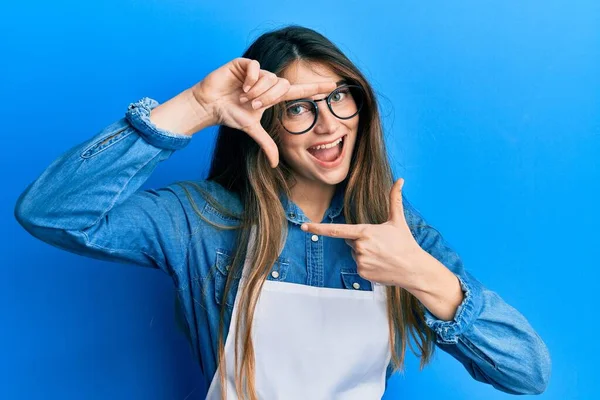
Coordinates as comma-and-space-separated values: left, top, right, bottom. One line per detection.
278, 61, 359, 187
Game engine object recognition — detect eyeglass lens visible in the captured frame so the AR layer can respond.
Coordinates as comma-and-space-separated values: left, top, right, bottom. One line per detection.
281, 85, 363, 134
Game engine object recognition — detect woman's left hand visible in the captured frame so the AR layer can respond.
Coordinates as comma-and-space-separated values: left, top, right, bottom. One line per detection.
301, 178, 430, 290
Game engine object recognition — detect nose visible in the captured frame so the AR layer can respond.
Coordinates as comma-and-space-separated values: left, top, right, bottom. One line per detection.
312, 104, 341, 135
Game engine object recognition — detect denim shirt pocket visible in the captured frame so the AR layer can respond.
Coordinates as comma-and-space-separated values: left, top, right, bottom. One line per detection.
266, 257, 290, 282
341, 269, 373, 291
214, 249, 240, 309
214, 249, 290, 309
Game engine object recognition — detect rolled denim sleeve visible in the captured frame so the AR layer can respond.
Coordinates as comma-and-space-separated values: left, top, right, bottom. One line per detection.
14, 98, 194, 276
126, 97, 193, 151
401, 194, 552, 395
422, 269, 483, 345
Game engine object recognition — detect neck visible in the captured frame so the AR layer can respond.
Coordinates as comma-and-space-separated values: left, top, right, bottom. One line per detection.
289, 177, 336, 223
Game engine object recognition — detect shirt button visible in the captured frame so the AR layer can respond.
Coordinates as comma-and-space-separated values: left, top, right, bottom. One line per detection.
271, 270, 280, 279
352, 282, 360, 290
311, 234, 319, 242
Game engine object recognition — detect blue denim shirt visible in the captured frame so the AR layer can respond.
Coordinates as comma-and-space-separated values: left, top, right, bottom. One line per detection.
14, 97, 551, 396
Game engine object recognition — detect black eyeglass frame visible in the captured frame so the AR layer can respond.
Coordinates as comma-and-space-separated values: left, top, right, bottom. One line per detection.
277, 84, 365, 135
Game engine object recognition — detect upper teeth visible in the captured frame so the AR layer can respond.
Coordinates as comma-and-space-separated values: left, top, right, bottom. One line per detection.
309, 136, 343, 150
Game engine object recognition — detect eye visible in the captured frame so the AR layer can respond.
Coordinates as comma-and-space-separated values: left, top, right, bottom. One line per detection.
285, 102, 313, 117
330, 88, 349, 103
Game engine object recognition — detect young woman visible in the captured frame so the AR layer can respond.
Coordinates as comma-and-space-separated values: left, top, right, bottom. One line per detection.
14, 25, 551, 399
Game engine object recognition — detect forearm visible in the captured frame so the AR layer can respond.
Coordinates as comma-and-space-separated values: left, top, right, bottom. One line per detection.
404, 250, 551, 394
149, 88, 214, 135
15, 98, 191, 232
398, 194, 551, 394
406, 250, 465, 321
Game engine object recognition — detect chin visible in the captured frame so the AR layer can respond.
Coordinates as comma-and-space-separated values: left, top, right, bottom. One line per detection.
318, 167, 350, 185
294, 162, 349, 188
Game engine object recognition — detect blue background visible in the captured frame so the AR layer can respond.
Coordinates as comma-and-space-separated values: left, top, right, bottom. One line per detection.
2, 1, 598, 399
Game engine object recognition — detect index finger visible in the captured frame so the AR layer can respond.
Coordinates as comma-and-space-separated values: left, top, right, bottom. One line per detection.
243, 60, 261, 93
281, 81, 338, 101
301, 222, 365, 240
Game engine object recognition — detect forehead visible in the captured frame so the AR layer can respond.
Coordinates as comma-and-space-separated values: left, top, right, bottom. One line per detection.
281, 60, 343, 85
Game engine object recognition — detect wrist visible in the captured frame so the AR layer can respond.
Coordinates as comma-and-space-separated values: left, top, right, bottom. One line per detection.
405, 249, 446, 294
149, 88, 215, 136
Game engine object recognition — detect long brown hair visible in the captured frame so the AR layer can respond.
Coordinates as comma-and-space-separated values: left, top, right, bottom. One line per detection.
191, 25, 436, 399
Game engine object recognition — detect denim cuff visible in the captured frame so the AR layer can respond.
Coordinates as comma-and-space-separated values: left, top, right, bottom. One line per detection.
125, 97, 193, 151
422, 272, 484, 344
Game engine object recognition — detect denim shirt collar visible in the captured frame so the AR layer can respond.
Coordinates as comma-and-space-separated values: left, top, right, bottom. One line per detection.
279, 182, 345, 224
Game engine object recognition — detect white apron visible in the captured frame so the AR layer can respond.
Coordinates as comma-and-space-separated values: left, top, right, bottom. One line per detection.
205, 225, 391, 399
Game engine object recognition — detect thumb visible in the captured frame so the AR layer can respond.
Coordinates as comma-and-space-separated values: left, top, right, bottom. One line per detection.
388, 178, 406, 226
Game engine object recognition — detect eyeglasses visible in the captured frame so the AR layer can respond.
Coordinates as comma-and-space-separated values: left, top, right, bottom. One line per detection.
277, 84, 365, 135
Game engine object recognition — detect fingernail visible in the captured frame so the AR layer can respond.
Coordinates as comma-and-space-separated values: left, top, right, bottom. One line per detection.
301, 224, 308, 231
243, 85, 251, 93
252, 100, 262, 109
239, 96, 248, 103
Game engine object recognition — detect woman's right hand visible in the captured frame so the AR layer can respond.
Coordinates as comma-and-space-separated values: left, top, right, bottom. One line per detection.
191, 57, 337, 168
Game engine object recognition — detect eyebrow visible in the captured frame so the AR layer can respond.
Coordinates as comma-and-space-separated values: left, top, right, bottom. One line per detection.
284, 79, 349, 104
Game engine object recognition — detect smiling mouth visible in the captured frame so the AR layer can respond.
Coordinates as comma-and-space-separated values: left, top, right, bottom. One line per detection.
307, 135, 345, 151
306, 134, 346, 164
